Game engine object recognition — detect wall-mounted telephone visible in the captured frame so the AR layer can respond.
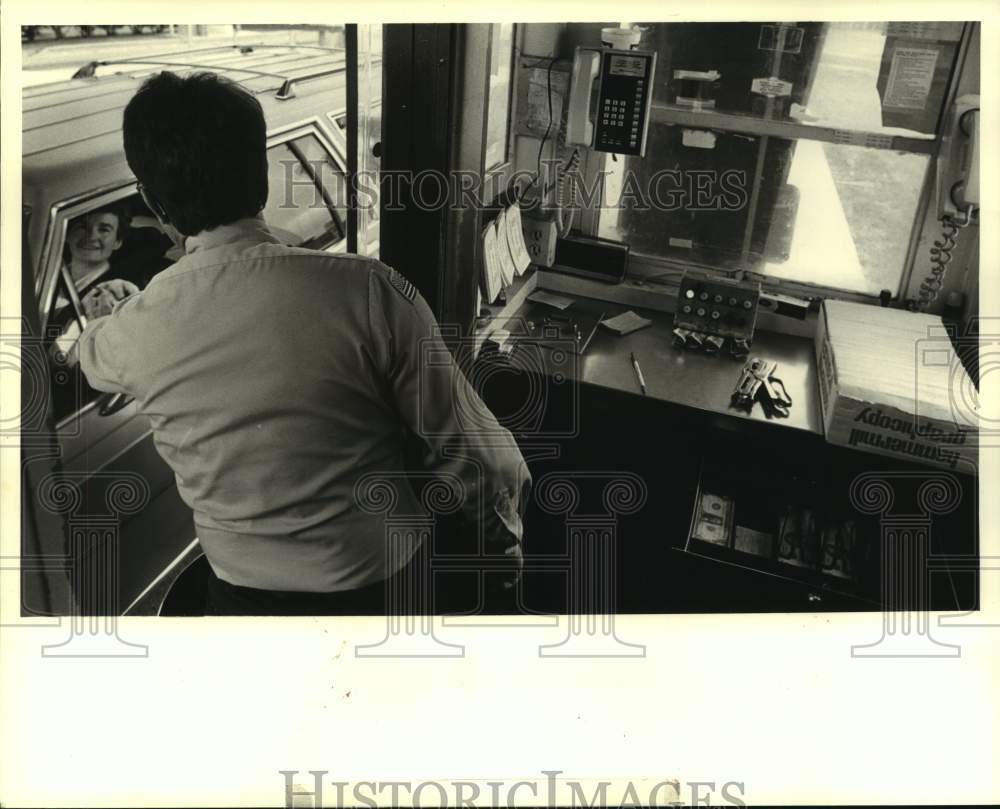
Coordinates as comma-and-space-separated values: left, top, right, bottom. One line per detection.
937, 94, 980, 225
915, 94, 979, 312
566, 47, 657, 157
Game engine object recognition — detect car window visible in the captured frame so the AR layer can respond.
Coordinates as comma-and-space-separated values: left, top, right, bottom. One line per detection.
45, 194, 175, 423
263, 134, 346, 250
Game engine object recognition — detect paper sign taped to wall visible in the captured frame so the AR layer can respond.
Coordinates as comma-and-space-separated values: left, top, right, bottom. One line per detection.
882, 46, 939, 109
751, 77, 793, 97
519, 67, 569, 135
886, 22, 964, 42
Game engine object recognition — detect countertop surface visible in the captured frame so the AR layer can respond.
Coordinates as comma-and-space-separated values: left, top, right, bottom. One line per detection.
491, 293, 823, 435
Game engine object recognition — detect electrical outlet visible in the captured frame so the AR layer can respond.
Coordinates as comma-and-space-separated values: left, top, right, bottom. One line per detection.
521, 215, 558, 268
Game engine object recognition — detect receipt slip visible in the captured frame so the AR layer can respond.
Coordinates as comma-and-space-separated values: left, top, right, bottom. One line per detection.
481, 223, 504, 304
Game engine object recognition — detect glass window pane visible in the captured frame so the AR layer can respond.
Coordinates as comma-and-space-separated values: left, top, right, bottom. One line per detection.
642, 21, 959, 137
485, 23, 515, 170
358, 23, 383, 256
755, 138, 928, 295
293, 134, 348, 225
599, 129, 929, 295
598, 122, 757, 270
264, 141, 342, 249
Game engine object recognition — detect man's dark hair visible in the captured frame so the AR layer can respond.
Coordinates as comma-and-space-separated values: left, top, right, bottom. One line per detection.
122, 71, 268, 236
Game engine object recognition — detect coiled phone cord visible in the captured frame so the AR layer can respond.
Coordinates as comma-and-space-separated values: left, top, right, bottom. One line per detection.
556, 148, 581, 238
915, 219, 961, 312
913, 104, 978, 313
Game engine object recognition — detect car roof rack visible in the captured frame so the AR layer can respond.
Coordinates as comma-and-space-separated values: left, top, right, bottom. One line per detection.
73, 58, 287, 82
71, 43, 360, 100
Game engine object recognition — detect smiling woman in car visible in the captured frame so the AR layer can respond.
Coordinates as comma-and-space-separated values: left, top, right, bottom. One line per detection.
61, 203, 140, 321
48, 203, 141, 422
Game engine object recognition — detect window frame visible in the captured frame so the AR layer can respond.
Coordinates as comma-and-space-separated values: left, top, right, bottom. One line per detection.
484, 22, 517, 173
265, 118, 352, 253
326, 104, 385, 254
576, 21, 977, 305
34, 182, 142, 429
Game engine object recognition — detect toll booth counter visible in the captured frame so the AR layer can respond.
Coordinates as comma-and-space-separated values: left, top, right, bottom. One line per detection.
471, 270, 978, 616
454, 21, 981, 616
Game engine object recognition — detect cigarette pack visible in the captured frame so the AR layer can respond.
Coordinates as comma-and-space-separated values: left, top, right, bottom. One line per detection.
733, 526, 775, 559
776, 507, 821, 570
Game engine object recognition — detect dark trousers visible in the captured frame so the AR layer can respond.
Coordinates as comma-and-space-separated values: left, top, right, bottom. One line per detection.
204, 545, 429, 616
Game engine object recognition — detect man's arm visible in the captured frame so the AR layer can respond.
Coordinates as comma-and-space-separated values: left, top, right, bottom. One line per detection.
77, 299, 136, 395
367, 265, 531, 562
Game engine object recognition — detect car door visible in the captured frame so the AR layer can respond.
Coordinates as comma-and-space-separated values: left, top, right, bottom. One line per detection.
35, 185, 197, 616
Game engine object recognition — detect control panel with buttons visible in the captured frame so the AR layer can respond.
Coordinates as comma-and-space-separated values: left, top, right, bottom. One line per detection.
593, 49, 656, 157
673, 269, 761, 342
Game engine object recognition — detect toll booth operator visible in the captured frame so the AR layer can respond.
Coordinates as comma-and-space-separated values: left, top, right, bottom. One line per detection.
78, 72, 530, 615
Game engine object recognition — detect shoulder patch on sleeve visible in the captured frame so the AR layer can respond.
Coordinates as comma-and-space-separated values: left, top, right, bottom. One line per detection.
387, 267, 417, 304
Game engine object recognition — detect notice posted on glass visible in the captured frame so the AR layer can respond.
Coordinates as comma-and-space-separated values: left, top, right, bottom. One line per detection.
882, 46, 939, 109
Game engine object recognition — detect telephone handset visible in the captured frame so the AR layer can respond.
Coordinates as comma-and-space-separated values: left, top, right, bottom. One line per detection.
566, 46, 657, 157
915, 94, 979, 312
937, 94, 980, 225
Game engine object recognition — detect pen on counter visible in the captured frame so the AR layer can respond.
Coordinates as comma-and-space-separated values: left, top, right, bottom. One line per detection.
630, 351, 647, 396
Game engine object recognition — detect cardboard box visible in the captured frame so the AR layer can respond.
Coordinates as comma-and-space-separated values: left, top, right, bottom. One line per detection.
815, 300, 978, 473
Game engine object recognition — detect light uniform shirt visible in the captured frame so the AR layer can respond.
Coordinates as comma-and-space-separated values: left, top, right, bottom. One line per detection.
79, 217, 530, 592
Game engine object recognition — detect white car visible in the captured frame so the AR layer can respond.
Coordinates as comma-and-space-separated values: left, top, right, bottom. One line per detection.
21, 44, 380, 615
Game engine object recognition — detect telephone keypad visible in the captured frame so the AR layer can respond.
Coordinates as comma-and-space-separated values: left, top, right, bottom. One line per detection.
594, 50, 655, 157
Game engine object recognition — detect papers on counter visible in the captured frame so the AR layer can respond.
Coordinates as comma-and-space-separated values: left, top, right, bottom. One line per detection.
527, 290, 575, 310
601, 310, 652, 336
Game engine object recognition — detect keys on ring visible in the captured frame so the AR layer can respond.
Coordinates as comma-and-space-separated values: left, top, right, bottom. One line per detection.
731, 357, 793, 418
